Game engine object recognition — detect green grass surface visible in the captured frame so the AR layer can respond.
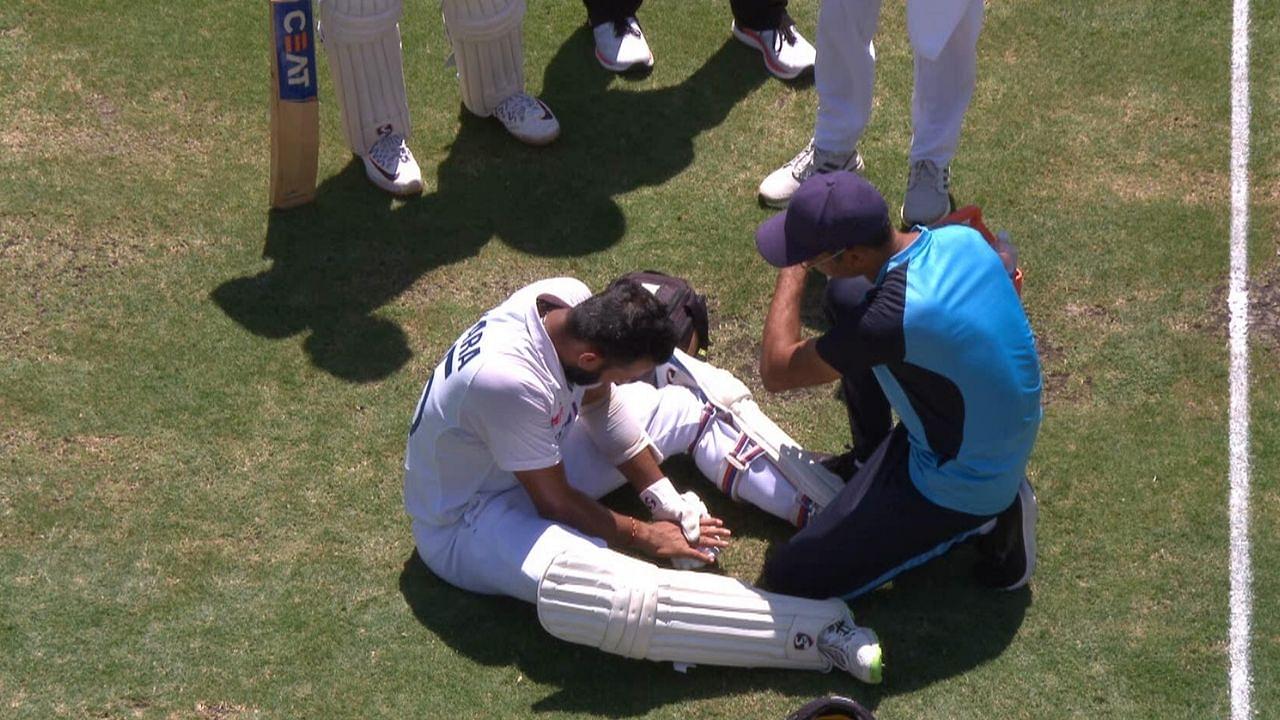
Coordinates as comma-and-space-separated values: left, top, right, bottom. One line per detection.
2, 1, 1276, 718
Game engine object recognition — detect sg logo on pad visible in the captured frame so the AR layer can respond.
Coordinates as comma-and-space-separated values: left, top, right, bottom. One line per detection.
792, 632, 814, 650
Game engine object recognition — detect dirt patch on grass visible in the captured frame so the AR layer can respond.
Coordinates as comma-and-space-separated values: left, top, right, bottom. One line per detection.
1037, 330, 1093, 405
1202, 262, 1280, 355
1041, 91, 1226, 207
0, 216, 156, 349
193, 702, 259, 720
3, 67, 215, 165
1249, 273, 1280, 351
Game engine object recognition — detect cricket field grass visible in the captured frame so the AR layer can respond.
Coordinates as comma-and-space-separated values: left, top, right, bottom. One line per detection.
1, 1, 1277, 718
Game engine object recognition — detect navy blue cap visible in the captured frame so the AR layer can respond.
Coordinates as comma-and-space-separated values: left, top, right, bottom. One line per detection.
755, 172, 890, 268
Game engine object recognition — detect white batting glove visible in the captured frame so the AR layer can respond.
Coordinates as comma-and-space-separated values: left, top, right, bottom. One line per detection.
640, 479, 717, 570
640, 478, 701, 542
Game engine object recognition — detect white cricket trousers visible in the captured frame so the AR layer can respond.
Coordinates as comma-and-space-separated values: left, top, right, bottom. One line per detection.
413, 382, 800, 603
814, 0, 984, 164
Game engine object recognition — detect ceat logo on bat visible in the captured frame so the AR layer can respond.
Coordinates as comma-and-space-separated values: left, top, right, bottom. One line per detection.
274, 0, 317, 102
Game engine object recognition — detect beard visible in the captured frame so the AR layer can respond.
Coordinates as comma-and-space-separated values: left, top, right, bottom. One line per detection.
563, 363, 603, 388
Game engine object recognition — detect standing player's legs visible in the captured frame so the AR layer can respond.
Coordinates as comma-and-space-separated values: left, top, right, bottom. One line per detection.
318, 0, 422, 195
583, 0, 653, 72
442, 0, 560, 145
561, 382, 815, 527
757, 0, 879, 207
812, 0, 881, 158
901, 0, 984, 225
728, 0, 816, 81
762, 425, 996, 600
583, 0, 644, 28
729, 0, 789, 30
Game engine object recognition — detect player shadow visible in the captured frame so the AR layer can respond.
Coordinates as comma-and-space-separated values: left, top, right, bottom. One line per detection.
211, 30, 768, 382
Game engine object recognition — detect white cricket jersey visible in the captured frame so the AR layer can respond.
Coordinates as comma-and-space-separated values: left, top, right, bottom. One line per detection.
403, 278, 593, 528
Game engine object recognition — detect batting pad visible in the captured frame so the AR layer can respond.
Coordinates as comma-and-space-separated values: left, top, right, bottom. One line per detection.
319, 0, 412, 155
442, 0, 525, 117
537, 547, 849, 671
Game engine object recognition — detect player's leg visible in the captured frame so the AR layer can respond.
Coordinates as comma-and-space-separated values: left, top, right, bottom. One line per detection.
824, 276, 891, 470
758, 0, 879, 207
318, 0, 422, 195
813, 0, 882, 155
728, 0, 815, 81
537, 545, 883, 682
413, 485, 606, 604
762, 425, 996, 600
442, 0, 560, 145
584, 0, 653, 73
901, 0, 984, 226
973, 476, 1038, 590
562, 381, 813, 526
688, 406, 817, 527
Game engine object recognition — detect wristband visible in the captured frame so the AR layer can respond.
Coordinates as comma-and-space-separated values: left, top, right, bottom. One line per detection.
639, 477, 682, 515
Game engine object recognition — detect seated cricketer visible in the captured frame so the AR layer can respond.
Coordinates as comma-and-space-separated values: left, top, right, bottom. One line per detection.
403, 276, 884, 683
753, 172, 1042, 600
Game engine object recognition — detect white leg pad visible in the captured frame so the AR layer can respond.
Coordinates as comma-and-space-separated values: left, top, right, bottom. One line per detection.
537, 547, 850, 671
319, 0, 412, 155
442, 0, 526, 117
660, 350, 846, 510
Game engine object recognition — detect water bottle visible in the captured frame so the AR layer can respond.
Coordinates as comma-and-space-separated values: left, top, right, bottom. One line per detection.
995, 230, 1018, 279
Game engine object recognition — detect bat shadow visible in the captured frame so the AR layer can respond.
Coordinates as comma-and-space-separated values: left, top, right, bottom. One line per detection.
211, 29, 768, 383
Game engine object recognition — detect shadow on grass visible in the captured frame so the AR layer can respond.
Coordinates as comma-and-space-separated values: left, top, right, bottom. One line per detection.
397, 508, 1028, 716
212, 29, 769, 382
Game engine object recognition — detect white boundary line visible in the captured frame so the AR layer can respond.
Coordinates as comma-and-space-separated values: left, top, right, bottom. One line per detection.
1228, 0, 1253, 718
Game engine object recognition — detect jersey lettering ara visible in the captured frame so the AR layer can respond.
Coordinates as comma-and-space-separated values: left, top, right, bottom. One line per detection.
409, 320, 487, 435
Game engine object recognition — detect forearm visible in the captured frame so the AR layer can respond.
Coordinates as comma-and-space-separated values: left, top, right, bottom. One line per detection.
616, 445, 664, 493
539, 485, 639, 548
514, 464, 721, 562
760, 266, 808, 387
539, 484, 691, 556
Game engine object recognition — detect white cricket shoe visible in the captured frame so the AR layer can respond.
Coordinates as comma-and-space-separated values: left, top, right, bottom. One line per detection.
362, 132, 423, 196
493, 92, 561, 146
818, 618, 883, 684
731, 21, 815, 80
901, 159, 952, 227
758, 138, 864, 208
592, 17, 654, 73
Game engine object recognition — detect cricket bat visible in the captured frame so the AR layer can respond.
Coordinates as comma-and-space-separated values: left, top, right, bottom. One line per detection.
268, 0, 319, 209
